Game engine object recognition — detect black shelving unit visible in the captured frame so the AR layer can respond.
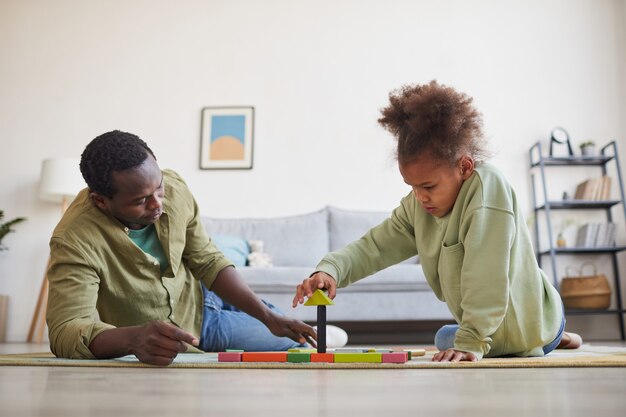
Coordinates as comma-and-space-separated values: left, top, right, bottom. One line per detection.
529, 141, 626, 340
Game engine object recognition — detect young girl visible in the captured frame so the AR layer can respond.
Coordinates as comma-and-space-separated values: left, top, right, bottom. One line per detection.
292, 80, 582, 362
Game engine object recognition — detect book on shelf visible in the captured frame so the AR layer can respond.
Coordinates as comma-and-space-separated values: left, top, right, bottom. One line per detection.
604, 223, 617, 247
575, 222, 617, 248
575, 223, 597, 247
573, 176, 612, 201
594, 223, 609, 247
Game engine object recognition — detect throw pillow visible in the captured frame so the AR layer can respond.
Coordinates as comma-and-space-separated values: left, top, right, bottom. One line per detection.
211, 235, 250, 267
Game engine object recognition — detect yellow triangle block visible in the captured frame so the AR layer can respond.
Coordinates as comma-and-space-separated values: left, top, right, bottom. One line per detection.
304, 289, 334, 306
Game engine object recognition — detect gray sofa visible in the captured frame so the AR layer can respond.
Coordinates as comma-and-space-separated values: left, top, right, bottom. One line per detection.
201, 207, 453, 332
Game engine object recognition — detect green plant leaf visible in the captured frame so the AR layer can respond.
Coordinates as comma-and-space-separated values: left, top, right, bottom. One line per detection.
0, 212, 27, 250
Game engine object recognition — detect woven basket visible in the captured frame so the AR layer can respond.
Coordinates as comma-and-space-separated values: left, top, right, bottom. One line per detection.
560, 262, 611, 309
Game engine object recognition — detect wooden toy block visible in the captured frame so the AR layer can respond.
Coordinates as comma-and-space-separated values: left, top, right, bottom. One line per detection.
310, 353, 334, 363
288, 348, 317, 353
335, 348, 371, 353
304, 289, 335, 354
382, 352, 408, 363
317, 305, 327, 353
242, 352, 288, 362
287, 352, 311, 363
334, 353, 382, 363
303, 289, 334, 306
405, 349, 426, 360
334, 347, 394, 353
218, 352, 242, 362
225, 349, 244, 352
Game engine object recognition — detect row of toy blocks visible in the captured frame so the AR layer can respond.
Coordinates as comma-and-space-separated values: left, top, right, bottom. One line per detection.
332, 347, 426, 359
217, 351, 409, 363
331, 347, 425, 361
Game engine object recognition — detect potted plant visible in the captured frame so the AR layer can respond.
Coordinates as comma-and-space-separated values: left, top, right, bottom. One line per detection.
556, 218, 576, 248
579, 141, 596, 157
0, 210, 26, 251
0, 210, 26, 341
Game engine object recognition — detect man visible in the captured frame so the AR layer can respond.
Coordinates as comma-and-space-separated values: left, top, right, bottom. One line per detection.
46, 130, 317, 366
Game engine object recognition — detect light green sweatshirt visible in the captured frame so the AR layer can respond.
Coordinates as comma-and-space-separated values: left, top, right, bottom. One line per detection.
316, 164, 562, 359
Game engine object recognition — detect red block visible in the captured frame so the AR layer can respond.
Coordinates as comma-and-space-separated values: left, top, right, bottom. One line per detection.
382, 352, 408, 363
310, 353, 334, 363
242, 352, 288, 362
218, 352, 242, 362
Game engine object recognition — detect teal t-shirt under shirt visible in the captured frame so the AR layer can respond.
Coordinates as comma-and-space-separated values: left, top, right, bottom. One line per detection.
128, 224, 169, 273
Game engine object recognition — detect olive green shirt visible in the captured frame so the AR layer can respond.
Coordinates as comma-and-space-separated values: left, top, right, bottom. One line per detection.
316, 164, 563, 360
46, 170, 232, 359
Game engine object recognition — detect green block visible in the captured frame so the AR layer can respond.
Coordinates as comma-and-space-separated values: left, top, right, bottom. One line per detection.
287, 353, 311, 363
226, 349, 244, 352
334, 353, 382, 363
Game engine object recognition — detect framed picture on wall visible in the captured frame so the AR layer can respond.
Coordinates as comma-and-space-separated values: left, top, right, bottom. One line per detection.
199, 106, 254, 169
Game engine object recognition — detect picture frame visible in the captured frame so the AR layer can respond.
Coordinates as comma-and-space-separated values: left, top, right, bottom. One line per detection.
200, 106, 254, 169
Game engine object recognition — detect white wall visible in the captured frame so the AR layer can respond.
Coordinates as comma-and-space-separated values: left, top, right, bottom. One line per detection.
0, 0, 624, 342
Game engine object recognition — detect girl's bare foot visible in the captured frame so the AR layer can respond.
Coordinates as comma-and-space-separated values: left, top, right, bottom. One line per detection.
557, 332, 583, 349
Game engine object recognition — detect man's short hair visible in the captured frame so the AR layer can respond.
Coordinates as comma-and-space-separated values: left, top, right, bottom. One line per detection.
80, 130, 156, 198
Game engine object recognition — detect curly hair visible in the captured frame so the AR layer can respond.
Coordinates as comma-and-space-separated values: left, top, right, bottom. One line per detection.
378, 80, 488, 166
80, 130, 155, 198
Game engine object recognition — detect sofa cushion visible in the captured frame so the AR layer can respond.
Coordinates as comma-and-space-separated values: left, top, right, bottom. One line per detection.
201, 208, 329, 266
328, 206, 388, 251
328, 206, 419, 264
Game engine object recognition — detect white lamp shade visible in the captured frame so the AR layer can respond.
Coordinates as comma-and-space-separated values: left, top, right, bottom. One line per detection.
39, 158, 86, 203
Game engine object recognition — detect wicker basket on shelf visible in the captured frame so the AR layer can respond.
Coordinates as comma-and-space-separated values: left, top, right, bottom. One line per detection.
560, 262, 611, 309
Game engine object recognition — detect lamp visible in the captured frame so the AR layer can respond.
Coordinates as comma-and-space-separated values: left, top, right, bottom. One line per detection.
39, 157, 85, 211
28, 158, 86, 343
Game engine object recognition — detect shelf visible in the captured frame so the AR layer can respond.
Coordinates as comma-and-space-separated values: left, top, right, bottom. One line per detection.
530, 140, 625, 340
531, 155, 613, 167
536, 200, 622, 210
539, 246, 626, 256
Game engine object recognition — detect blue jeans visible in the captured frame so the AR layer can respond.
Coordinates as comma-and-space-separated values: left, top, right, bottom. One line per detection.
199, 287, 301, 352
434, 315, 566, 356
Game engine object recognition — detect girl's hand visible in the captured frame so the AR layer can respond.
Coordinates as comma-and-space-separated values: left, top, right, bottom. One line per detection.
292, 272, 337, 308
432, 348, 478, 362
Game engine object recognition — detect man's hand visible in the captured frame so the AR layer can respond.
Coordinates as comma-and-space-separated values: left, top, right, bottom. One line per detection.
265, 313, 317, 347
292, 271, 337, 308
432, 348, 478, 362
210, 266, 317, 347
129, 321, 199, 366
89, 320, 199, 366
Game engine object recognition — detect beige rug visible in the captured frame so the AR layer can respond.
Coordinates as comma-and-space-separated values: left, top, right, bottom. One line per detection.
1, 345, 624, 369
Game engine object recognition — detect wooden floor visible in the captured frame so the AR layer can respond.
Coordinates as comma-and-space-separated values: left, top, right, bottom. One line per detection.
1, 342, 626, 417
